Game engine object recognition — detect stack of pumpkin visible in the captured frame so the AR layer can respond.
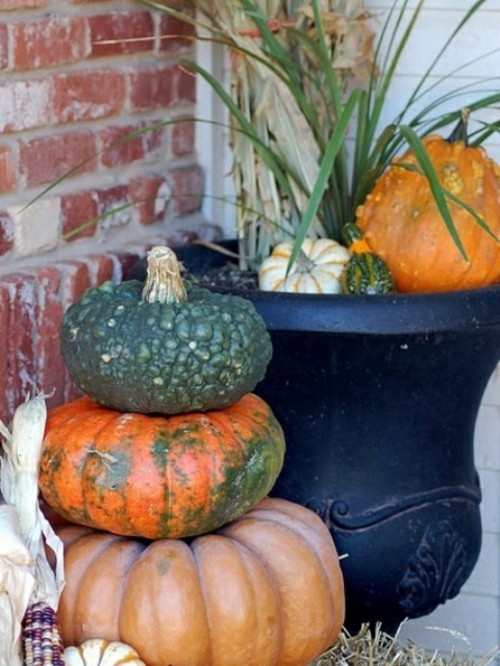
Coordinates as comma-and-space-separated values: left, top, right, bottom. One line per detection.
38, 246, 345, 666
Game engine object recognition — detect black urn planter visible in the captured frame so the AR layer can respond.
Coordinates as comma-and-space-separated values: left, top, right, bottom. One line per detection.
127, 244, 500, 632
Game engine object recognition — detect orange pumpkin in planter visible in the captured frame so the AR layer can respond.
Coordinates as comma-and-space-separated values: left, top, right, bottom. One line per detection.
56, 497, 345, 666
39, 394, 285, 539
356, 116, 500, 293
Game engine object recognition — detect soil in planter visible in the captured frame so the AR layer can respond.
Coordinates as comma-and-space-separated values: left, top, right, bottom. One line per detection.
126, 241, 259, 292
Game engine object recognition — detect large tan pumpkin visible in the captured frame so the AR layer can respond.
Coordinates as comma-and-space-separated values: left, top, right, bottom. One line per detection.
56, 497, 345, 666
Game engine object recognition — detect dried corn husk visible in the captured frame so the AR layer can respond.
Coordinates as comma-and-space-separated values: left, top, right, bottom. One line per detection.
0, 504, 35, 666
197, 0, 375, 269
0, 394, 65, 666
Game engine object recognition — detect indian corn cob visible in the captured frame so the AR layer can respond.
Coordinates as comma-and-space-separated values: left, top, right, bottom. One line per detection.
22, 601, 65, 666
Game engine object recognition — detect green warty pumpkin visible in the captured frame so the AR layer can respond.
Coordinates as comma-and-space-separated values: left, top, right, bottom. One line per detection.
60, 246, 272, 414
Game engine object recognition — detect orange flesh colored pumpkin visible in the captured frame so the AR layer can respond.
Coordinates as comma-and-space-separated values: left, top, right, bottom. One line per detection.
356, 131, 500, 293
55, 498, 345, 666
39, 394, 285, 539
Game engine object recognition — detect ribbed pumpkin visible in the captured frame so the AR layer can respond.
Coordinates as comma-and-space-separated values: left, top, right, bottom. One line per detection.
356, 118, 500, 293
258, 238, 351, 293
64, 639, 146, 665
55, 497, 345, 666
39, 395, 285, 539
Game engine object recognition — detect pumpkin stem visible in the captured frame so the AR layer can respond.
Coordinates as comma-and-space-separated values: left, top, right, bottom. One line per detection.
341, 222, 372, 254
141, 246, 187, 304
446, 108, 470, 146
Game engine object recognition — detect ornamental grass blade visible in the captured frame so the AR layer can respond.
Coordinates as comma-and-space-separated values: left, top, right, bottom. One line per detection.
288, 87, 363, 273
396, 125, 468, 260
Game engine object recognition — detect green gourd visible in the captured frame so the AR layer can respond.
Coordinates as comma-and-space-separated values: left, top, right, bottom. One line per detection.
340, 223, 394, 295
60, 246, 272, 414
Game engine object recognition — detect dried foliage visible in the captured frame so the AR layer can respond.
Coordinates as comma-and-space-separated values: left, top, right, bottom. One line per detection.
195, 0, 376, 268
138, 0, 500, 272
311, 624, 500, 666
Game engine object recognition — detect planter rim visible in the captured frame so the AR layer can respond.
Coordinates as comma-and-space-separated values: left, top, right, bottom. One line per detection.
132, 241, 500, 335
237, 284, 500, 335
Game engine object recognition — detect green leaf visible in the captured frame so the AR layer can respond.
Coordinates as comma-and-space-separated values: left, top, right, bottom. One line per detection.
287, 88, 363, 274
395, 126, 468, 260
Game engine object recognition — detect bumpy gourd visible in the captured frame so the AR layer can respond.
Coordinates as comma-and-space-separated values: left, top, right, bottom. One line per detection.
39, 394, 285, 539
258, 238, 351, 293
60, 246, 272, 414
339, 223, 394, 294
355, 115, 500, 293
54, 498, 345, 666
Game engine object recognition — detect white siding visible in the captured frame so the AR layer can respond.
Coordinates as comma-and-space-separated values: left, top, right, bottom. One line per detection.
364, 2, 500, 661
365, 2, 500, 161
197, 2, 500, 659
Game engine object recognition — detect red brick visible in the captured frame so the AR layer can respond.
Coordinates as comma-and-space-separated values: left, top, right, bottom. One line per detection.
19, 131, 97, 187
1, 273, 38, 416
53, 69, 126, 124
176, 63, 196, 104
61, 191, 98, 242
170, 165, 204, 214
89, 11, 154, 57
57, 261, 91, 402
0, 145, 16, 193
0, 284, 10, 424
96, 184, 132, 228
0, 211, 13, 256
0, 23, 8, 69
171, 118, 195, 157
142, 120, 167, 158
100, 123, 145, 168
11, 16, 88, 70
129, 65, 176, 112
0, 0, 46, 8
0, 80, 51, 132
31, 266, 66, 409
129, 175, 169, 225
113, 251, 141, 281
158, 12, 195, 54
87, 254, 115, 285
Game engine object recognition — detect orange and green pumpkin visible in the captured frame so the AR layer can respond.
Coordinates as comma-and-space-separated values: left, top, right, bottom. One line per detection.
356, 117, 500, 293
55, 497, 345, 666
39, 394, 285, 539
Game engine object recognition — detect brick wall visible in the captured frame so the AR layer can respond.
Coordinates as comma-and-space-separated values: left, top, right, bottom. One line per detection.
0, 0, 214, 424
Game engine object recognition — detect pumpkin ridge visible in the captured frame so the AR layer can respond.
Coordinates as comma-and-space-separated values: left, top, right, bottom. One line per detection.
76, 536, 146, 644
121, 539, 212, 665
42, 397, 285, 539
240, 503, 345, 640
191, 533, 282, 666
40, 409, 119, 525
81, 416, 139, 534
220, 517, 338, 665
189, 537, 218, 666
59, 531, 123, 645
